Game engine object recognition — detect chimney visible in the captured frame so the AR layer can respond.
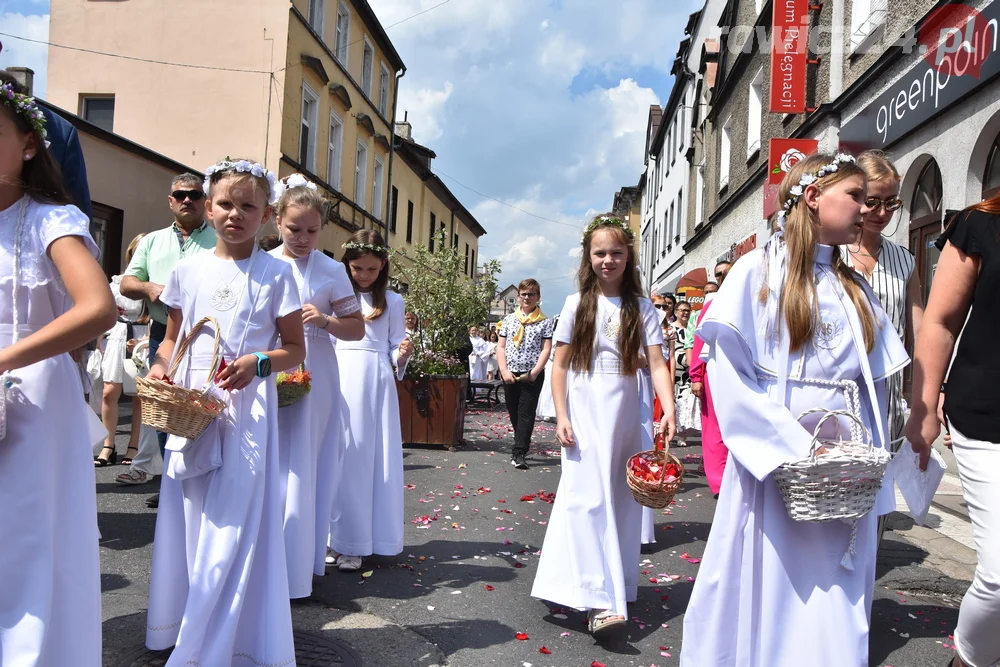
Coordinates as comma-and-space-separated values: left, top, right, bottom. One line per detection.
395, 110, 412, 141
6, 67, 35, 95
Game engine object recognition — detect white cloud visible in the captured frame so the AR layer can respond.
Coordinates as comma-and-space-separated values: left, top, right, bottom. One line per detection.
398, 81, 453, 143
0, 13, 50, 98
497, 235, 558, 276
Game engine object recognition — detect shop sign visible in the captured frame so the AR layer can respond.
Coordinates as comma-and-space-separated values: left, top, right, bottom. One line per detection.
770, 0, 809, 113
763, 137, 819, 218
840, 1, 1000, 152
732, 233, 758, 261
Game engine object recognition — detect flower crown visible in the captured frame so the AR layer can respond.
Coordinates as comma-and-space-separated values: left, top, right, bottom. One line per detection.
273, 173, 318, 201
775, 153, 857, 230
342, 241, 389, 255
581, 215, 635, 247
1, 83, 47, 141
202, 158, 279, 204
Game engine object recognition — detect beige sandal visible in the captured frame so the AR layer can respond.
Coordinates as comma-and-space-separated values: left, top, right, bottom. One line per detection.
587, 609, 626, 635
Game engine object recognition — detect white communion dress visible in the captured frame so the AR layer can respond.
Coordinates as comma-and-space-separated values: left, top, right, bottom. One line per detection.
330, 290, 408, 557
101, 274, 144, 384
0, 197, 103, 667
270, 247, 359, 599
679, 245, 908, 667
531, 294, 663, 618
145, 249, 300, 667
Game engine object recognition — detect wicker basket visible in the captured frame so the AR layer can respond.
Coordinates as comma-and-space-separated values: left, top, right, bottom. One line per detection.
136, 316, 226, 439
626, 435, 684, 509
772, 408, 890, 523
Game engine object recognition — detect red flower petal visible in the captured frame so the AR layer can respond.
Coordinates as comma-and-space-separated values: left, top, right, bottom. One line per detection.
515, 632, 529, 641
539, 646, 552, 654
485, 585, 495, 591
591, 662, 607, 667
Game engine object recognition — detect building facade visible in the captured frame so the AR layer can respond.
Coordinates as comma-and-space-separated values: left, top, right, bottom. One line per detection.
683, 0, 1000, 304
391, 119, 487, 279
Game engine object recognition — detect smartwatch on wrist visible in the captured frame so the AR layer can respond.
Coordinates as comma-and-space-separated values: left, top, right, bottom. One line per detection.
253, 352, 272, 378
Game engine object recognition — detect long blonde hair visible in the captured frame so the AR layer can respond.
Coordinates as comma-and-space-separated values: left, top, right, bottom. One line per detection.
761, 153, 877, 352
567, 216, 644, 375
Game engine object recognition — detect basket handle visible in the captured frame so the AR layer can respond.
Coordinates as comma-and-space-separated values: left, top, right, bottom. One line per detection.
796, 408, 873, 457
131, 337, 150, 364
166, 316, 223, 390
654, 433, 672, 491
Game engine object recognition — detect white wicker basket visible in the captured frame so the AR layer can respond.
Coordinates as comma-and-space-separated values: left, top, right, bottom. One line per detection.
772, 408, 890, 523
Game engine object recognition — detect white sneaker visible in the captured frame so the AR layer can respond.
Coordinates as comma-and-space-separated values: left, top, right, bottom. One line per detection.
325, 549, 340, 566
338, 555, 363, 571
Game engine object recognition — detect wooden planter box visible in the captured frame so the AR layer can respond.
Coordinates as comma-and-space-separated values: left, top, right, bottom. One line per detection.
397, 375, 467, 446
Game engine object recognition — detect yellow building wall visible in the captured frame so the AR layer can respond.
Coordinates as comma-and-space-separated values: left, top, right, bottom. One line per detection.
47, 0, 289, 172
281, 3, 400, 258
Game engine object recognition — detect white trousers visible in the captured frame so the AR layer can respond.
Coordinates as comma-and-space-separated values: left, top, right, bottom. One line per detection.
951, 423, 1000, 667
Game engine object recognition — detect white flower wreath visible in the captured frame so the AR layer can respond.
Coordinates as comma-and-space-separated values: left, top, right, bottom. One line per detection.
775, 154, 857, 230
202, 158, 280, 204
272, 173, 319, 201
580, 215, 635, 246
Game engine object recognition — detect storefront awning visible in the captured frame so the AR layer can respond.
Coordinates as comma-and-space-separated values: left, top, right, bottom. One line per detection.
676, 267, 708, 290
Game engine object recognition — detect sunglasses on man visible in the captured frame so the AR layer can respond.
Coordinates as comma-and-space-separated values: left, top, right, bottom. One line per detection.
864, 197, 903, 212
171, 189, 205, 202
519, 292, 538, 298
654, 303, 671, 310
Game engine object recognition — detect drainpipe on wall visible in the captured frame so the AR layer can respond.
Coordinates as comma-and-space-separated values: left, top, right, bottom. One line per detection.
829, 0, 845, 101
384, 66, 407, 250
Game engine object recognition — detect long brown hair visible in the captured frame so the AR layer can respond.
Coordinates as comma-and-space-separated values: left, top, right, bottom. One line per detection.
342, 229, 390, 320
567, 216, 644, 375
762, 153, 877, 352
0, 72, 71, 206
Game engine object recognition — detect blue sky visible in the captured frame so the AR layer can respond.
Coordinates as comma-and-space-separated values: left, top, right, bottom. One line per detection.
1, 0, 703, 311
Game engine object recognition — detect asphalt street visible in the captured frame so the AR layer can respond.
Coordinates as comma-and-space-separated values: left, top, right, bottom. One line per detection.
96, 401, 970, 666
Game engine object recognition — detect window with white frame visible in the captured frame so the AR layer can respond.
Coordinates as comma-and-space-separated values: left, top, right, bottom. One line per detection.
299, 83, 320, 172
668, 202, 675, 248
675, 188, 682, 241
326, 111, 344, 189
678, 103, 685, 154
335, 2, 350, 65
661, 209, 669, 255
719, 117, 732, 190
378, 64, 390, 117
747, 68, 763, 157
308, 0, 325, 35
850, 0, 888, 52
696, 162, 705, 224
372, 156, 385, 219
354, 140, 368, 209
362, 39, 374, 98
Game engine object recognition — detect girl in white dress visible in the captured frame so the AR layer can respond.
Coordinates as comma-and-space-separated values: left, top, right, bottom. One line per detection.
531, 215, 675, 636
95, 233, 147, 466
269, 174, 365, 598
0, 78, 117, 667
468, 326, 489, 381
145, 158, 305, 667
680, 154, 908, 667
329, 230, 413, 571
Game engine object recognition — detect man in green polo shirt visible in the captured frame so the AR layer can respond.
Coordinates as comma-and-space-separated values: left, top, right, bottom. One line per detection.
120, 172, 215, 506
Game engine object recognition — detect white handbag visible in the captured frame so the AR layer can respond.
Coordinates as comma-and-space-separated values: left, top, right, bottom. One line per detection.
676, 386, 702, 436
123, 338, 149, 397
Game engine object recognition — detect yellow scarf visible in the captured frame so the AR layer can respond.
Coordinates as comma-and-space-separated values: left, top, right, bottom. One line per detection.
511, 307, 546, 348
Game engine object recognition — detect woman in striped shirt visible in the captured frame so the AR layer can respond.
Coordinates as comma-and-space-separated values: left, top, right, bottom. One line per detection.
841, 150, 924, 450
